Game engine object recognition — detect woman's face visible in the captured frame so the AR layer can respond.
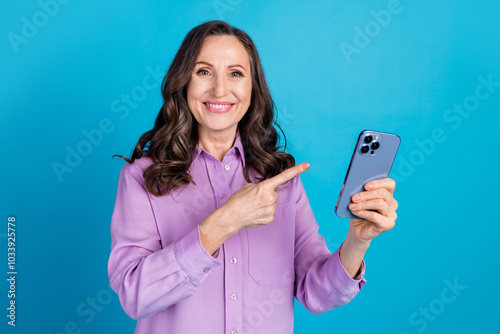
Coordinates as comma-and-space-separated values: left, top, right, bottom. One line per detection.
187, 35, 252, 138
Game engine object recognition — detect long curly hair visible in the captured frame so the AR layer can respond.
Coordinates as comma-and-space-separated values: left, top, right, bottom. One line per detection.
112, 20, 295, 197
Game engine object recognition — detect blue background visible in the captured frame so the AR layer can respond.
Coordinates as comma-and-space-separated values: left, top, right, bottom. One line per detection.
1, 0, 499, 333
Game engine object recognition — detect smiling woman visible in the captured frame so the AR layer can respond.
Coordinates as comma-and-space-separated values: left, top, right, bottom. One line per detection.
107, 20, 394, 334
112, 20, 294, 196
187, 35, 253, 158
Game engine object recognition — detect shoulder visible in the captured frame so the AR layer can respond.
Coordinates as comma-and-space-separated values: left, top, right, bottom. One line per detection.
119, 152, 154, 182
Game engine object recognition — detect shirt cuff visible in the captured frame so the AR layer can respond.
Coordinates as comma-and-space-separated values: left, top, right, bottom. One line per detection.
173, 225, 222, 286
326, 243, 367, 295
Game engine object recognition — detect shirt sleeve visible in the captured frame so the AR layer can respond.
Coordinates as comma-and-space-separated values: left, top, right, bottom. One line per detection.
107, 163, 222, 320
293, 174, 367, 315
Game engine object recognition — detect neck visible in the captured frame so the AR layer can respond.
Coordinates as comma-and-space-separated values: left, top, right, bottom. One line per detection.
197, 127, 238, 162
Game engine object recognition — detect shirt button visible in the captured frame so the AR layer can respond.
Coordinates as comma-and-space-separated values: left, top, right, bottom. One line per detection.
231, 257, 237, 264
231, 293, 237, 300
224, 165, 230, 170
221, 194, 227, 200
203, 268, 210, 273
231, 331, 238, 334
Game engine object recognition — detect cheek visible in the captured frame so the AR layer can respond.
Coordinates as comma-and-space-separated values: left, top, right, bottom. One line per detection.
236, 83, 252, 105
186, 86, 202, 117
187, 78, 204, 102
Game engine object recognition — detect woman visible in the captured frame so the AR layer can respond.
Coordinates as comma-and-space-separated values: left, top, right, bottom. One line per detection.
108, 20, 398, 333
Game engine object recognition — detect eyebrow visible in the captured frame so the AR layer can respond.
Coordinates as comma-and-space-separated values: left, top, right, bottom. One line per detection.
195, 61, 247, 71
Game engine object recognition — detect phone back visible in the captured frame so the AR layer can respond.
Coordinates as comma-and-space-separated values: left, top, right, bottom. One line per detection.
335, 130, 401, 218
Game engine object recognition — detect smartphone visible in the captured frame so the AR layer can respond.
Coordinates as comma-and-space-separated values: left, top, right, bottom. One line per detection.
335, 130, 401, 218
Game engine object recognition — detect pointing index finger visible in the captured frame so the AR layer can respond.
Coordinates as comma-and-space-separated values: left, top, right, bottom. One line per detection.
261, 162, 310, 189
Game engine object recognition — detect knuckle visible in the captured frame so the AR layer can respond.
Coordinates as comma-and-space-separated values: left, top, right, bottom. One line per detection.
387, 219, 396, 230
376, 199, 386, 207
257, 189, 268, 201
366, 211, 376, 221
379, 188, 389, 197
268, 195, 275, 204
353, 209, 363, 217
352, 202, 362, 211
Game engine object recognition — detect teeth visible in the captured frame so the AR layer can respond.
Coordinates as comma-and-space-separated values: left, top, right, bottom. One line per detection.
206, 103, 232, 109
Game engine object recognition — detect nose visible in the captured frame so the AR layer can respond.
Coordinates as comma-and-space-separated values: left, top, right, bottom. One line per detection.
212, 73, 228, 97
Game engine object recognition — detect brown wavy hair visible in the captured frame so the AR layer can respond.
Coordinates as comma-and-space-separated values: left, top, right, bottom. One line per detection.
112, 20, 295, 196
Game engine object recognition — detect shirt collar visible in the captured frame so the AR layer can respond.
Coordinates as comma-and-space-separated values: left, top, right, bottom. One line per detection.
192, 128, 246, 168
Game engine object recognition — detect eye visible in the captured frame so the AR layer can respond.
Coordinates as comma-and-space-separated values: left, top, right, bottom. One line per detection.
196, 69, 210, 76
231, 71, 243, 77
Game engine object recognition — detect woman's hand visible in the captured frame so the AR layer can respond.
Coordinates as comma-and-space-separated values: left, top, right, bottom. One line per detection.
199, 162, 310, 255
216, 162, 310, 234
348, 178, 398, 244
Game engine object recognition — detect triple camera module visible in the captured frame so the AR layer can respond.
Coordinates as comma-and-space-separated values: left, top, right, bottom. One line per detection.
360, 134, 380, 155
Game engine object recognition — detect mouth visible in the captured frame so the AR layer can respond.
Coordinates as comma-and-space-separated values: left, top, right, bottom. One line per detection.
203, 101, 235, 114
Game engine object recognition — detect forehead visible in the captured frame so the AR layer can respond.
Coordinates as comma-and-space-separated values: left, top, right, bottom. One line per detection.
196, 35, 250, 68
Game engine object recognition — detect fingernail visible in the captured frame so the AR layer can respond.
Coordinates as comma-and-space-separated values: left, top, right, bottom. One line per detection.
352, 195, 360, 201
366, 184, 374, 189
349, 203, 357, 209
304, 163, 310, 169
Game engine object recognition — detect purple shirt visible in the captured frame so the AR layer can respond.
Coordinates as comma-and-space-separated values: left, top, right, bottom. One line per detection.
108, 131, 366, 334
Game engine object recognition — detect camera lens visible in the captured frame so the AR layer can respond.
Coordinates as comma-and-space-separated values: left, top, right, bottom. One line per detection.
364, 135, 373, 144
361, 145, 369, 153
371, 141, 380, 150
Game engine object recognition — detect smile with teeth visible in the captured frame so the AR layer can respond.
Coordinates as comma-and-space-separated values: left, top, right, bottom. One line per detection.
203, 102, 235, 113
204, 103, 232, 109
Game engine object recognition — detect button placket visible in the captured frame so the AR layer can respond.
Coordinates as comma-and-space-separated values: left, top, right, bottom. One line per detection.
223, 234, 243, 332
204, 150, 243, 331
